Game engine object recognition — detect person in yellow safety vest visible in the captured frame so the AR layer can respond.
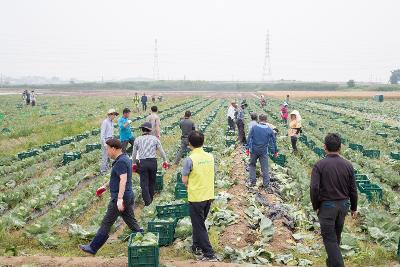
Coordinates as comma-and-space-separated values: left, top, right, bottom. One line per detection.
181, 131, 217, 262
133, 92, 140, 113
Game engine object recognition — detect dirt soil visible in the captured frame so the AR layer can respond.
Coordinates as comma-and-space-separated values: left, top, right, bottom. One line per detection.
218, 148, 293, 252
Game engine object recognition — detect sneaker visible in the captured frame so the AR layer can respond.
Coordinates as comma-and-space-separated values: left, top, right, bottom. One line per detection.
200, 254, 218, 262
191, 247, 203, 257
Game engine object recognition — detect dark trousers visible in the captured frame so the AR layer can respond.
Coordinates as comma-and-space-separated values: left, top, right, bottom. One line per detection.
122, 137, 135, 154
138, 158, 157, 206
142, 103, 147, 111
236, 119, 246, 144
291, 136, 298, 151
98, 195, 141, 236
318, 200, 349, 267
174, 137, 189, 165
228, 117, 235, 131
189, 200, 214, 257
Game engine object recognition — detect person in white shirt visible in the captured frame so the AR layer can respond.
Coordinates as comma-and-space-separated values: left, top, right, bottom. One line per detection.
227, 101, 236, 131
100, 109, 119, 174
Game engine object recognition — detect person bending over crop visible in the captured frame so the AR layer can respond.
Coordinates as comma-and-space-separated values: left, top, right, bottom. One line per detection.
132, 122, 169, 206
182, 131, 217, 261
79, 138, 143, 255
118, 108, 134, 154
288, 110, 302, 153
310, 133, 358, 267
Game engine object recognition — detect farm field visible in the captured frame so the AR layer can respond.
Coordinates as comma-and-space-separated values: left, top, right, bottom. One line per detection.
0, 93, 399, 267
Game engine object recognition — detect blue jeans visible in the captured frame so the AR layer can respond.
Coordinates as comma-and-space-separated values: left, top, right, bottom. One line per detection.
249, 153, 269, 186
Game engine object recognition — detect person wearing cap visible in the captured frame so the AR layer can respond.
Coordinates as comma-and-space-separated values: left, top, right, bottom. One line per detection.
227, 101, 236, 131
100, 109, 119, 174
280, 102, 289, 124
79, 138, 143, 255
118, 108, 134, 154
248, 112, 258, 132
147, 106, 161, 138
132, 122, 169, 206
181, 131, 217, 261
174, 111, 196, 165
141, 93, 148, 112
289, 110, 302, 153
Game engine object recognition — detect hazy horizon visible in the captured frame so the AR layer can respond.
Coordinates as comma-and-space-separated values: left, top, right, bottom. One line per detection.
1, 0, 399, 83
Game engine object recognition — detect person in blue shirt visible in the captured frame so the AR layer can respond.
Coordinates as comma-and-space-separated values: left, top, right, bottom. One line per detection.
246, 114, 278, 192
141, 93, 148, 112
118, 108, 134, 154
79, 138, 142, 255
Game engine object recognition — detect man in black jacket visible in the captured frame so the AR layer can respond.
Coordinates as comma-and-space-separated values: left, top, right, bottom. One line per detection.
310, 133, 358, 267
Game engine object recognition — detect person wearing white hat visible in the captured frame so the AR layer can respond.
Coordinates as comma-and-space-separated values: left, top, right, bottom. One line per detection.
100, 109, 119, 174
227, 100, 236, 131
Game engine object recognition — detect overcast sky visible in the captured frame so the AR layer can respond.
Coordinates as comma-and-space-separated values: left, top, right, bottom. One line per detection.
1, 0, 399, 82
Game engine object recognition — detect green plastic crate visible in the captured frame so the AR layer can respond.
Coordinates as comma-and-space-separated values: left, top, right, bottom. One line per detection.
203, 146, 213, 153
271, 154, 286, 167
355, 174, 371, 193
361, 183, 383, 202
128, 232, 159, 267
63, 152, 81, 165
226, 130, 235, 136
176, 173, 183, 184
225, 139, 236, 147
396, 138, 400, 144
76, 133, 89, 142
147, 220, 176, 246
155, 173, 164, 192
175, 183, 188, 199
41, 144, 53, 151
349, 143, 364, 152
390, 152, 400, 160
156, 203, 189, 219
86, 143, 102, 153
313, 147, 326, 158
363, 149, 380, 159
60, 138, 74, 146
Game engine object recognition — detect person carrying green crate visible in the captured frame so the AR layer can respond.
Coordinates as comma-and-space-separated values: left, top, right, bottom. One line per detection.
181, 131, 217, 262
174, 111, 196, 166
310, 133, 358, 267
118, 108, 135, 154
79, 138, 143, 255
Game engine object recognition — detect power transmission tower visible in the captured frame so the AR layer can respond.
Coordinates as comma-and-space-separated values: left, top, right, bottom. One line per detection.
153, 39, 160, 80
262, 30, 271, 81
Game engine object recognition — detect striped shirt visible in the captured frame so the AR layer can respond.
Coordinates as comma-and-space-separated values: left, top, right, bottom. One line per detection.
132, 134, 167, 161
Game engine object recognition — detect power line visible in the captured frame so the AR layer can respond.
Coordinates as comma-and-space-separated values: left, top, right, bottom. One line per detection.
153, 39, 160, 80
262, 30, 271, 81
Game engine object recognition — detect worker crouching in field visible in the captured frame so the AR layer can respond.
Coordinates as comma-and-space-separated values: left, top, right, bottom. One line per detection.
182, 131, 217, 261
100, 109, 119, 174
79, 138, 143, 255
246, 114, 278, 192
288, 110, 302, 153
132, 122, 169, 206
310, 133, 358, 267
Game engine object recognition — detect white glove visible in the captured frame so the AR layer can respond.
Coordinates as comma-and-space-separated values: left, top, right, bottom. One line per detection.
117, 198, 125, 212
127, 120, 132, 124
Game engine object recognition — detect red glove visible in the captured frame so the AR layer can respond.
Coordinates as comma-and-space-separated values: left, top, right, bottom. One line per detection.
274, 152, 279, 158
96, 187, 106, 197
132, 164, 137, 173
246, 149, 250, 156
162, 162, 170, 169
